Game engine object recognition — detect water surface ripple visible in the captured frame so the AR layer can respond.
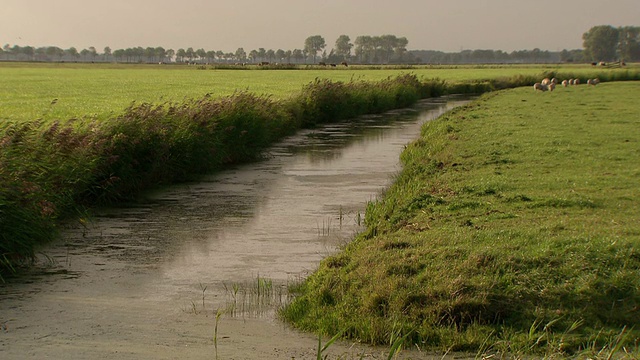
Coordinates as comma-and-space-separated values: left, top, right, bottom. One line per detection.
0, 96, 471, 360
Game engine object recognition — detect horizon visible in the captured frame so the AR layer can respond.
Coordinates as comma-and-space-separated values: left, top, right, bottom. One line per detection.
2, 0, 639, 54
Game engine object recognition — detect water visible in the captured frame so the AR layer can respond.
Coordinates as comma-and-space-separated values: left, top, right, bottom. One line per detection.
0, 96, 472, 360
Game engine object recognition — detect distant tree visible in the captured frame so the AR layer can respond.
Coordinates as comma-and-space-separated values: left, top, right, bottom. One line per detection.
196, 48, 207, 63
393, 36, 409, 62
186, 47, 195, 62
292, 49, 304, 63
103, 46, 112, 61
133, 47, 144, 62
235, 47, 246, 62
176, 48, 186, 62
249, 49, 258, 63
379, 35, 397, 63
214, 50, 223, 62
275, 49, 285, 63
334, 35, 353, 60
258, 48, 266, 62
617, 26, 640, 62
583, 25, 619, 61
304, 35, 326, 63
266, 49, 275, 62
113, 49, 125, 62
144, 47, 156, 62
88, 46, 97, 61
354, 35, 373, 63
155, 47, 166, 63
66, 47, 79, 60
47, 46, 64, 61
80, 48, 91, 61
285, 50, 292, 63
35, 47, 47, 61
205, 50, 216, 63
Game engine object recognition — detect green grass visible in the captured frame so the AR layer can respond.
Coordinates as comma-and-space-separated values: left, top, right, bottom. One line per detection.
280, 82, 640, 357
2, 62, 638, 123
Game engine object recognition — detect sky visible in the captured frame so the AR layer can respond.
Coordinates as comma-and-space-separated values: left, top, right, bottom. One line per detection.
2, 0, 639, 53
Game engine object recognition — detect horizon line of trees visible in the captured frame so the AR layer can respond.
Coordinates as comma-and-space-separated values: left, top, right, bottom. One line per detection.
2, 26, 638, 65
0, 34, 411, 65
582, 25, 640, 62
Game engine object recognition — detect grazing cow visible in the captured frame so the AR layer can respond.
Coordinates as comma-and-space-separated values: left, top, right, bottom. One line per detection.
318, 62, 327, 66
259, 61, 270, 66
341, 61, 348, 67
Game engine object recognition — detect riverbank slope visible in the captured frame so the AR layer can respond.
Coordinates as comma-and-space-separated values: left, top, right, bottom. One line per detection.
282, 82, 640, 357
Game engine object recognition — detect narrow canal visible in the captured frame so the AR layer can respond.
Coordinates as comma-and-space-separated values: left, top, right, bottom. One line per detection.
0, 96, 471, 360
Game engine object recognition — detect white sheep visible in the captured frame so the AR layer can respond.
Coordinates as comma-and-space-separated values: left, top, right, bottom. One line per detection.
587, 78, 600, 86
541, 78, 551, 85
533, 82, 548, 92
574, 78, 580, 85
548, 82, 556, 91
562, 80, 568, 87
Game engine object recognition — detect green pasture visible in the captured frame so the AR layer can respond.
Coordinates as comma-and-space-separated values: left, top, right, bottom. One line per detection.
2, 62, 636, 123
282, 81, 640, 356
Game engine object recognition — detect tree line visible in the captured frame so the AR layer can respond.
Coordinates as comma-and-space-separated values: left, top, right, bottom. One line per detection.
1, 26, 638, 65
0, 34, 410, 65
582, 25, 640, 62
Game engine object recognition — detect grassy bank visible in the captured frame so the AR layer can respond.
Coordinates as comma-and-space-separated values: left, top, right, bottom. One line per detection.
281, 82, 640, 357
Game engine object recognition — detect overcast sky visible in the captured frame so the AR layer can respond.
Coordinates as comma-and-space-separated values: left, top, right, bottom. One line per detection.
2, 0, 639, 53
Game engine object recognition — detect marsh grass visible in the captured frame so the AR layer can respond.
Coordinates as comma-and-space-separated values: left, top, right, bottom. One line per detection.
281, 82, 640, 356
222, 275, 289, 318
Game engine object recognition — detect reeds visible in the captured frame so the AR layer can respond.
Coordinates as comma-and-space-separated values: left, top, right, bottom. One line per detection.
3, 69, 640, 278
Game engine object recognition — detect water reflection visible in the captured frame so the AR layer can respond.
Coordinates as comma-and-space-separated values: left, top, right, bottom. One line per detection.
0, 96, 472, 359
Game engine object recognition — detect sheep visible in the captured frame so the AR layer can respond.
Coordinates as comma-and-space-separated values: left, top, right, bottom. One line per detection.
587, 78, 600, 86
533, 82, 548, 92
574, 78, 580, 85
548, 82, 556, 92
551, 77, 558, 84
562, 80, 569, 87
541, 78, 551, 85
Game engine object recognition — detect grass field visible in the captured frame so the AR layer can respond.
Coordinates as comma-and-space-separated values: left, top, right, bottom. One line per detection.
281, 81, 640, 357
2, 62, 637, 123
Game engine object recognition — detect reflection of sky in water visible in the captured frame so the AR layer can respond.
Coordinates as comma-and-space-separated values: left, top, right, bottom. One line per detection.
4, 96, 472, 299
0, 96, 473, 359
